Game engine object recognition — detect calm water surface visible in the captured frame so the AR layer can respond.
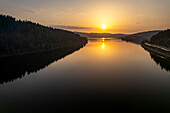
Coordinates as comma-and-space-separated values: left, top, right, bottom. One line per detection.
0, 38, 170, 112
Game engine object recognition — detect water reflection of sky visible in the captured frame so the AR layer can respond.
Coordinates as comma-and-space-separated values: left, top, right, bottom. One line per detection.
0, 38, 170, 112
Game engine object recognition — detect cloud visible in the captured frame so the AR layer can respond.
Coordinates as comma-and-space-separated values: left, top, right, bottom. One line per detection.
136, 18, 160, 25
50, 25, 92, 30
136, 22, 140, 24
24, 9, 36, 13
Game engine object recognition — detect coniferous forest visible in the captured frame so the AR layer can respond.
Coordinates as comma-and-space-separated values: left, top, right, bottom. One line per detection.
0, 14, 87, 57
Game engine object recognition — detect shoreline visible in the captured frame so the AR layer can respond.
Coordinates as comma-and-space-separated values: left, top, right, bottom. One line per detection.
141, 42, 170, 58
0, 41, 88, 58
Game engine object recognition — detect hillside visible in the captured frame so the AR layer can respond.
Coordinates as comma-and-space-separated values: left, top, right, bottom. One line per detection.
121, 30, 161, 44
0, 15, 87, 57
150, 29, 170, 48
75, 31, 161, 43
141, 29, 170, 58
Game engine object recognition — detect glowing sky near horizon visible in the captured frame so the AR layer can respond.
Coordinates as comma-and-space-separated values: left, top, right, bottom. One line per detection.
0, 0, 169, 33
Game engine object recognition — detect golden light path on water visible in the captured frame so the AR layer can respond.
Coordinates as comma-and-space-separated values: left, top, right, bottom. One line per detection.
102, 38, 105, 50
102, 43, 105, 50
84, 37, 144, 61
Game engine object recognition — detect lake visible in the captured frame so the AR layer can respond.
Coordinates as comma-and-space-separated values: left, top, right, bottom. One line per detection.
0, 38, 170, 112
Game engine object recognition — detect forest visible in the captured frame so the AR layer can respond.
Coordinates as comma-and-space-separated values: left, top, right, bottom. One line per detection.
150, 29, 170, 48
0, 14, 87, 56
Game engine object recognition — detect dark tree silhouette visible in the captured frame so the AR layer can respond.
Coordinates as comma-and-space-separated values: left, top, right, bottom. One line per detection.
0, 14, 87, 56
150, 52, 170, 72
150, 29, 170, 48
0, 44, 85, 84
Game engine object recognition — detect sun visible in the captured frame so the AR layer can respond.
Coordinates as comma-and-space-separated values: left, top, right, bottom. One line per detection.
102, 24, 107, 30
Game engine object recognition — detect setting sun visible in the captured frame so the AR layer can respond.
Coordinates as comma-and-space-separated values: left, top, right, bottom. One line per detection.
102, 24, 107, 30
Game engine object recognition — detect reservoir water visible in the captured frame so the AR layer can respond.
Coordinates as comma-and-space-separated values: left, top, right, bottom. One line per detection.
0, 38, 170, 112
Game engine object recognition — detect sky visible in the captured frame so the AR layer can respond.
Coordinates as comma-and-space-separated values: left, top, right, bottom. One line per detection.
0, 0, 170, 34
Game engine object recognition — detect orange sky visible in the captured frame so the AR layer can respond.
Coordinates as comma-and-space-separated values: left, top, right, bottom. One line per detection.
0, 0, 170, 34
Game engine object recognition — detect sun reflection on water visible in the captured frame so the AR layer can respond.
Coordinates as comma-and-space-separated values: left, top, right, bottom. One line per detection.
102, 43, 105, 50
102, 38, 105, 50
102, 38, 105, 42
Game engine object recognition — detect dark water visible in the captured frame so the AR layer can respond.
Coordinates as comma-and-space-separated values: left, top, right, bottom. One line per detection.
0, 38, 170, 112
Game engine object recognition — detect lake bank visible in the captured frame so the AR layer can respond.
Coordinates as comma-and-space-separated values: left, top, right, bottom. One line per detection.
0, 39, 88, 58
141, 42, 170, 58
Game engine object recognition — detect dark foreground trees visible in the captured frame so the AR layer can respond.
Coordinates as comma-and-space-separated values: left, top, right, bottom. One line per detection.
0, 14, 87, 56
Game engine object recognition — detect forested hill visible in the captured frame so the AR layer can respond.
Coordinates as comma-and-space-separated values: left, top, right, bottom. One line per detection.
121, 30, 161, 44
150, 29, 170, 48
0, 14, 87, 57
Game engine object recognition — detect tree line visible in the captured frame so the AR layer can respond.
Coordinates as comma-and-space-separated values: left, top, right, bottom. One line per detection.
150, 29, 170, 48
0, 14, 87, 56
